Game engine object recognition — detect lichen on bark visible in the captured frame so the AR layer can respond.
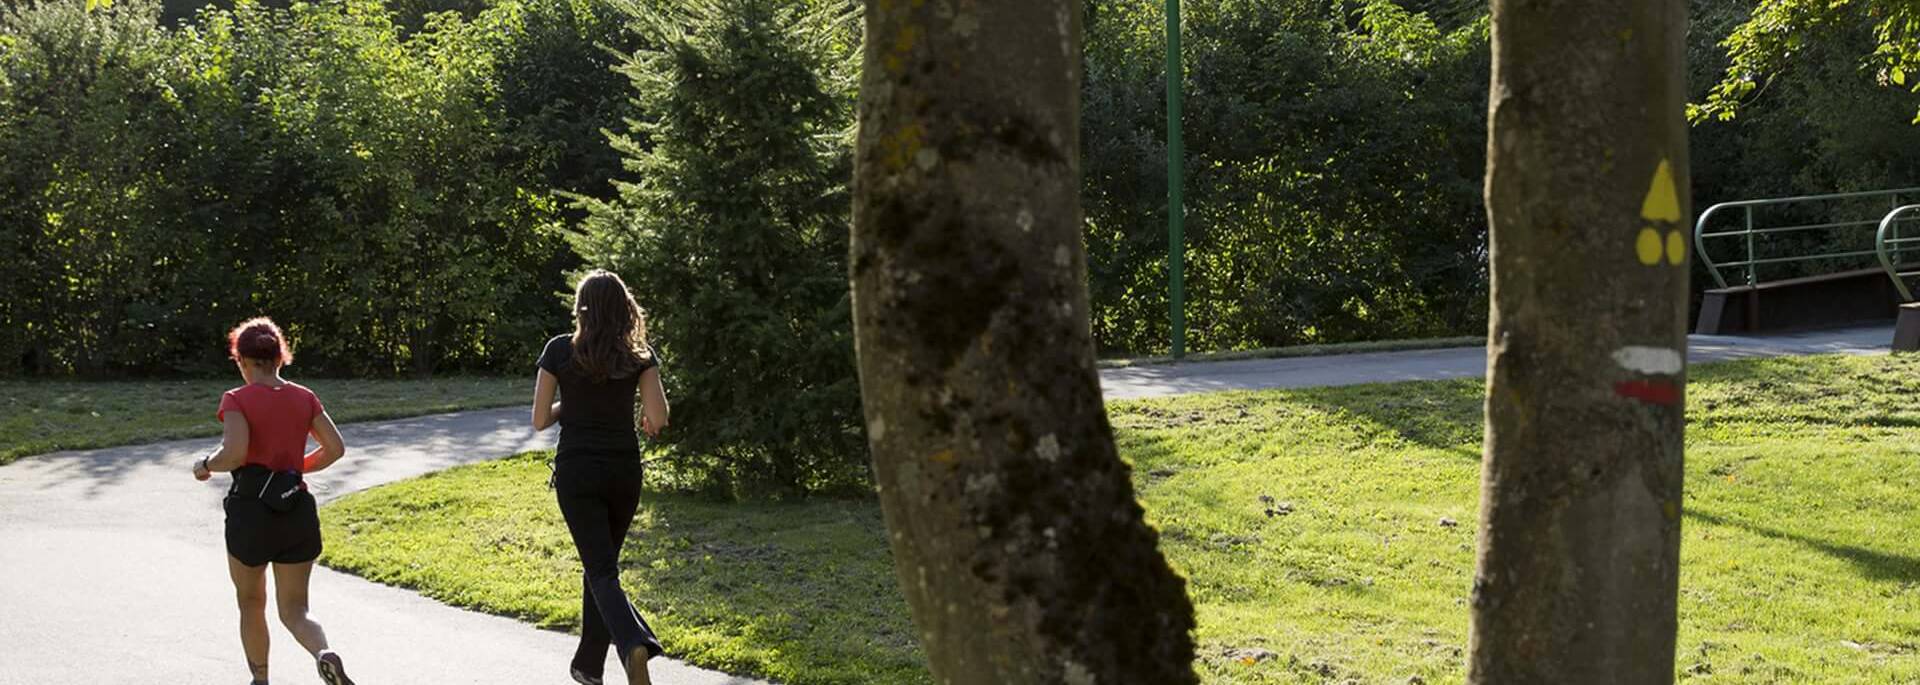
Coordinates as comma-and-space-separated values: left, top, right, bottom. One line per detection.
849, 1, 1199, 683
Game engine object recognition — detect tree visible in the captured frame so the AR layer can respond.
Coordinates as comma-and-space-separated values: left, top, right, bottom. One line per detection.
850, 2, 1198, 683
0, 0, 572, 378
0, 0, 191, 374
1700, 0, 1920, 122
1470, 0, 1691, 682
170, 0, 562, 377
1079, 0, 1491, 356
485, 0, 639, 204
571, 0, 865, 496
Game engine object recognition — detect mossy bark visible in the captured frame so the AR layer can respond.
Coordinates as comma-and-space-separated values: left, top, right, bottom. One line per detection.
1471, 0, 1692, 682
848, 2, 1198, 683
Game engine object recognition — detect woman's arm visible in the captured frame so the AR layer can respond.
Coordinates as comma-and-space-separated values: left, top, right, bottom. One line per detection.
302, 412, 347, 474
193, 413, 251, 480
639, 366, 669, 439
533, 368, 561, 431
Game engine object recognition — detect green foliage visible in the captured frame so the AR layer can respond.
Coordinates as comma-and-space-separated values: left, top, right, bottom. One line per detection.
1083, 0, 1491, 355
485, 0, 638, 201
1686, 0, 1920, 288
16, 0, 1920, 496
0, 0, 579, 377
1699, 0, 1920, 123
570, 0, 864, 496
0, 0, 186, 375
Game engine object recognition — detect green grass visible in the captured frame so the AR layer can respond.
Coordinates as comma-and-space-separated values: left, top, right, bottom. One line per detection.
0, 377, 527, 465
321, 458, 923, 683
1098, 336, 1484, 369
319, 354, 1920, 684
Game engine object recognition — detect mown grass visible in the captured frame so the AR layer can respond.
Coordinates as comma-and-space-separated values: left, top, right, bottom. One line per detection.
320, 354, 1920, 684
1097, 335, 1484, 369
0, 377, 526, 465
321, 457, 923, 683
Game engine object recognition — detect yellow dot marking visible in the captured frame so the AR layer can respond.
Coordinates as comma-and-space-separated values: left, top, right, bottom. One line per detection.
1666, 230, 1687, 266
1641, 158, 1682, 223
1637, 227, 1664, 266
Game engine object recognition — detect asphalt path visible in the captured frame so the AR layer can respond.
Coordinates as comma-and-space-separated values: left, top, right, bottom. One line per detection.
1099, 325, 1891, 399
0, 410, 763, 685
0, 324, 1890, 683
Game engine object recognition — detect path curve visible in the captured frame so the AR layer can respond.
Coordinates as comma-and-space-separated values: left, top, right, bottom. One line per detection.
0, 325, 1889, 683
0, 410, 765, 685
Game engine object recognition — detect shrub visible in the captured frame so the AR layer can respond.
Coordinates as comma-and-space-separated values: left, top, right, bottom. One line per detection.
571, 0, 865, 496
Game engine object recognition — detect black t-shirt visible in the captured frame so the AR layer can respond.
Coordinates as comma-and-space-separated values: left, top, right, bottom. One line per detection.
537, 334, 659, 461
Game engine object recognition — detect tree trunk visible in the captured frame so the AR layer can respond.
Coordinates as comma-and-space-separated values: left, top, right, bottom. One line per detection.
1470, 1, 1691, 683
410, 315, 437, 379
849, 2, 1198, 683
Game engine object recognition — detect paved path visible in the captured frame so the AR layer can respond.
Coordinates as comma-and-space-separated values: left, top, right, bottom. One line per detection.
0, 411, 762, 685
1100, 325, 1892, 399
0, 324, 1891, 684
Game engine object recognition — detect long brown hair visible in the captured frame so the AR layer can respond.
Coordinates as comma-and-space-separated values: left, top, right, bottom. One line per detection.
571, 270, 651, 382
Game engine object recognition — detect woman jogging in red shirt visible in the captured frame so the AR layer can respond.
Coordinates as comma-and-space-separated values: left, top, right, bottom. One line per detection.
191, 317, 357, 685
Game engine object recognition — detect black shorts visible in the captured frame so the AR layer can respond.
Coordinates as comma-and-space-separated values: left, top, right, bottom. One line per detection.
224, 491, 323, 567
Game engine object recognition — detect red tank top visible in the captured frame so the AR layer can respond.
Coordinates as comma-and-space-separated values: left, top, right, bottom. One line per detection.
217, 383, 325, 473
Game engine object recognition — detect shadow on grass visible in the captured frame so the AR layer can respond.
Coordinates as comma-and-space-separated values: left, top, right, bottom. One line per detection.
614, 491, 929, 683
1690, 355, 1920, 428
1688, 509, 1920, 585
1287, 379, 1486, 454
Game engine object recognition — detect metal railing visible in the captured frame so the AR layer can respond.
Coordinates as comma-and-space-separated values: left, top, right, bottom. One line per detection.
1876, 205, 1920, 302
1695, 188, 1920, 290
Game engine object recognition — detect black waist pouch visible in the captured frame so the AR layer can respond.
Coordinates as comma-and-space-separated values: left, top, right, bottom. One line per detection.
229, 465, 307, 513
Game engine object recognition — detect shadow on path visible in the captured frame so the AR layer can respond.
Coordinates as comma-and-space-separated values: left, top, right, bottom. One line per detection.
9, 408, 548, 502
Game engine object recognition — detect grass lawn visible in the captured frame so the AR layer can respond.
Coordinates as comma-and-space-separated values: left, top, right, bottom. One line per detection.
1097, 335, 1483, 368
319, 354, 1920, 684
0, 377, 526, 465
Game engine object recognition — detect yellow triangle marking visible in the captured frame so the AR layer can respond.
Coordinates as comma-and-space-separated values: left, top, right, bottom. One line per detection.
1641, 158, 1682, 223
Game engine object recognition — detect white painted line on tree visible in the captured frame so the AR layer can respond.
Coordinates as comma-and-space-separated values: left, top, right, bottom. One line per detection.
1612, 346, 1684, 376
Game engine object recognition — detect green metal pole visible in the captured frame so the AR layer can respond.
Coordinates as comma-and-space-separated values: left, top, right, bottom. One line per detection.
1165, 0, 1186, 358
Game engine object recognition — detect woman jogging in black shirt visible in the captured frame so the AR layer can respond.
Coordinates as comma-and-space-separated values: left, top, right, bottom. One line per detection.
533, 271, 669, 685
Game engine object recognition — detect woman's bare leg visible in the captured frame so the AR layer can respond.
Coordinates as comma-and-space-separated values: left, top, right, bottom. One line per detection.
271, 561, 332, 656
627, 646, 653, 685
227, 556, 272, 683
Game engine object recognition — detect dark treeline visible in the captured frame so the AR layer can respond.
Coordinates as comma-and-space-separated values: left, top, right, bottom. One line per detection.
1, 0, 637, 377
5, 0, 1918, 491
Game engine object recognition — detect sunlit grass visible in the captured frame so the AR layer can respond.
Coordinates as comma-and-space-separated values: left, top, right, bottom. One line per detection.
322, 454, 924, 684
321, 354, 1920, 684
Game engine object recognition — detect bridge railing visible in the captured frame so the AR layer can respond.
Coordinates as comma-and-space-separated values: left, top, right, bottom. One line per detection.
1876, 205, 1920, 302
1694, 188, 1920, 290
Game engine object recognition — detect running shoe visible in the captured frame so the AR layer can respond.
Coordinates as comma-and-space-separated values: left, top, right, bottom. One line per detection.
317, 650, 356, 685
